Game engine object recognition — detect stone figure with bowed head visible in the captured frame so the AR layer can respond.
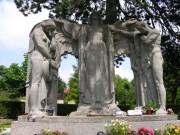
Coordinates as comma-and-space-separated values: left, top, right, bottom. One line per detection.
27, 19, 56, 115
46, 35, 60, 115
135, 21, 167, 114
110, 20, 167, 114
110, 20, 148, 107
54, 12, 121, 116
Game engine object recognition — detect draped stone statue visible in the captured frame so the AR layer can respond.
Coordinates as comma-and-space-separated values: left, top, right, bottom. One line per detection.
26, 12, 167, 116
54, 12, 120, 116
110, 20, 167, 114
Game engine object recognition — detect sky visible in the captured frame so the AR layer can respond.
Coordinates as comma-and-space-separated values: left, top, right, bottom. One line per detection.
0, 0, 134, 84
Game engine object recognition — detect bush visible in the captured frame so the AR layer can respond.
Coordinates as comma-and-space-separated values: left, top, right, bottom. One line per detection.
0, 104, 8, 118
0, 101, 25, 119
105, 119, 131, 135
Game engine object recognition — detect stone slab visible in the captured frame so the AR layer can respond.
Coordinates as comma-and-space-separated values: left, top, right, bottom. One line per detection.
11, 115, 179, 135
18, 114, 178, 122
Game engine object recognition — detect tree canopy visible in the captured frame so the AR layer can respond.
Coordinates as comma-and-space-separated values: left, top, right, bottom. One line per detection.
0, 63, 26, 98
115, 75, 136, 105
14, 0, 179, 37
64, 64, 79, 104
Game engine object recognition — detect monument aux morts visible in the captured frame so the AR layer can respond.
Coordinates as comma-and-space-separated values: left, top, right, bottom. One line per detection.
10, 12, 180, 135
25, 11, 167, 116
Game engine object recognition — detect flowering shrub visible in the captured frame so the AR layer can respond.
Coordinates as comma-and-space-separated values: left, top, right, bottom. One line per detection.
164, 124, 180, 135
128, 130, 138, 135
0, 123, 5, 133
153, 129, 164, 135
0, 116, 4, 119
137, 126, 154, 135
128, 127, 155, 135
105, 120, 180, 135
38, 129, 68, 135
105, 119, 131, 135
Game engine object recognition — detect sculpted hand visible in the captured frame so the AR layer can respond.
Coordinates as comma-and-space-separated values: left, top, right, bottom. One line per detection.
109, 25, 118, 33
141, 35, 147, 41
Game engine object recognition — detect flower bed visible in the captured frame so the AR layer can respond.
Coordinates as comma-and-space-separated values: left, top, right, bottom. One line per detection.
105, 119, 180, 135
37, 129, 68, 135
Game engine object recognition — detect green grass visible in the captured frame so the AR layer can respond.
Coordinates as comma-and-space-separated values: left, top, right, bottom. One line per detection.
0, 122, 11, 128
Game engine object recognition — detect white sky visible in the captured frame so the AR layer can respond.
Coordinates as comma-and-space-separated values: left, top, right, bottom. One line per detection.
0, 0, 133, 84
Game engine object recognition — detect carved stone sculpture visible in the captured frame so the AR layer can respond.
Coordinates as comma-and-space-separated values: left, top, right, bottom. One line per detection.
26, 12, 167, 116
26, 19, 56, 115
135, 21, 167, 114
54, 12, 120, 116
72, 12, 119, 115
110, 20, 167, 114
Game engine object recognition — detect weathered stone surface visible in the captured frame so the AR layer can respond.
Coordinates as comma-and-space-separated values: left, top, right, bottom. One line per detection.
11, 115, 179, 135
17, 115, 178, 122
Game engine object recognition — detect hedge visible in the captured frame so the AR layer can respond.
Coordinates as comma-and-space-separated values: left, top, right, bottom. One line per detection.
0, 101, 179, 119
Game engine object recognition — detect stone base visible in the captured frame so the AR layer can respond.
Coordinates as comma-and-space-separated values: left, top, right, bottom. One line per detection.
11, 115, 179, 135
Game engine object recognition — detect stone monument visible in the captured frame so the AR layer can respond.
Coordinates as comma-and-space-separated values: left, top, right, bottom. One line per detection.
11, 11, 180, 135
25, 12, 167, 116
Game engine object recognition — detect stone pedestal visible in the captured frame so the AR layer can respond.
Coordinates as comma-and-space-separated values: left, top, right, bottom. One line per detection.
11, 115, 180, 135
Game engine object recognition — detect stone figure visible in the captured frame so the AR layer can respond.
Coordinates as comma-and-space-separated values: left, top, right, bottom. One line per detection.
110, 20, 167, 114
27, 19, 56, 115
53, 12, 121, 116
136, 22, 167, 114
26, 11, 167, 116
110, 19, 147, 107
46, 36, 60, 115
77, 12, 118, 115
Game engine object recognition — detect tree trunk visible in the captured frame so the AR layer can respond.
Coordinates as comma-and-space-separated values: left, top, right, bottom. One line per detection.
105, 0, 118, 24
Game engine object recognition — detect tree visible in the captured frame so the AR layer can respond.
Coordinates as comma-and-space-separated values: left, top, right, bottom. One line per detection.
162, 36, 180, 104
64, 64, 79, 104
115, 75, 136, 105
14, 0, 180, 104
0, 63, 26, 98
57, 77, 66, 99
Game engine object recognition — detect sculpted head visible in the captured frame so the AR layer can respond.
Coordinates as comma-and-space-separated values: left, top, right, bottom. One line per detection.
114, 19, 137, 31
41, 19, 56, 33
135, 21, 149, 34
89, 12, 103, 25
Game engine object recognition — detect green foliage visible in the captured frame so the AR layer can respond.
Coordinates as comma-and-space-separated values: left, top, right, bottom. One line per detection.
21, 53, 28, 76
38, 128, 68, 135
0, 101, 25, 119
0, 89, 10, 101
0, 54, 27, 98
153, 129, 164, 135
0, 122, 5, 133
162, 36, 180, 104
164, 124, 180, 135
0, 103, 8, 118
57, 77, 66, 99
64, 64, 79, 104
0, 64, 26, 98
105, 119, 131, 135
142, 100, 158, 112
115, 75, 136, 105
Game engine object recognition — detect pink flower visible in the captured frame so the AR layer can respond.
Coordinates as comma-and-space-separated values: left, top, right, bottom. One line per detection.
0, 116, 4, 119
